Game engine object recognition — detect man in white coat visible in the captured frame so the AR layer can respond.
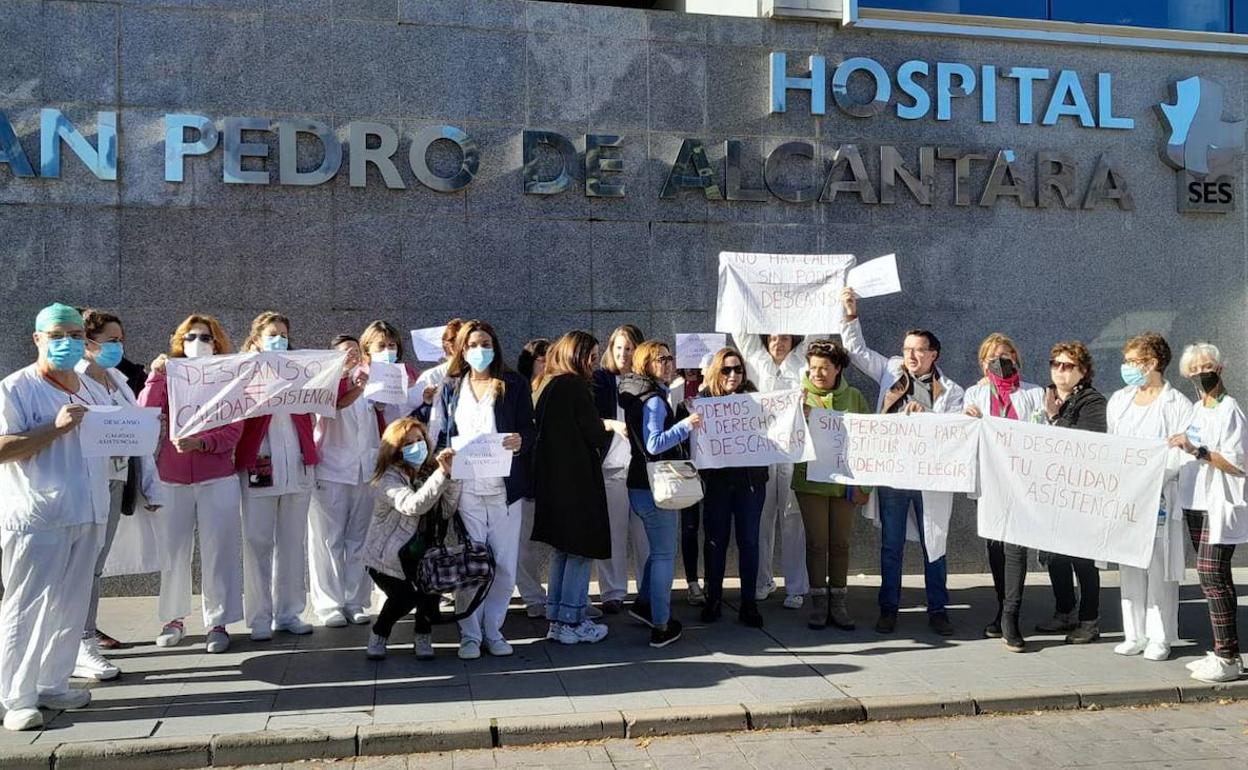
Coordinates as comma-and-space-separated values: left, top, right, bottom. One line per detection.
0, 304, 111, 731
840, 289, 964, 636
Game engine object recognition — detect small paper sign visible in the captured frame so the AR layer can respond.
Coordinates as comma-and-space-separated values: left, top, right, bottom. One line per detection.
79, 406, 162, 458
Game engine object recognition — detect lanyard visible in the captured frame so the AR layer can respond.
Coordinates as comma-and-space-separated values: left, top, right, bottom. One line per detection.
42, 372, 97, 406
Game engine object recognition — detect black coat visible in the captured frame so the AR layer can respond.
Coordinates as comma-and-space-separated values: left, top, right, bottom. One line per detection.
1049, 383, 1108, 433
532, 374, 615, 559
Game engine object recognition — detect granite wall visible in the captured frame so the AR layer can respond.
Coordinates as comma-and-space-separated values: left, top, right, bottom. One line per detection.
2, 0, 1246, 593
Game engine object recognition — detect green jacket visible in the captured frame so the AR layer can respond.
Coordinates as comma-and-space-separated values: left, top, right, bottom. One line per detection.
792, 375, 872, 497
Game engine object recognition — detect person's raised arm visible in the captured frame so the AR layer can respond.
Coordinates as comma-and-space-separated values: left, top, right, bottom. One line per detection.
839, 288, 890, 385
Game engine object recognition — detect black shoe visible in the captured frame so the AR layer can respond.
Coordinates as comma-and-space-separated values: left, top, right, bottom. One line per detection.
1002, 614, 1026, 652
738, 603, 764, 628
929, 612, 954, 637
1065, 620, 1100, 645
602, 600, 623, 615
628, 601, 654, 628
649, 618, 683, 648
874, 612, 897, 634
700, 602, 722, 623
984, 618, 1003, 638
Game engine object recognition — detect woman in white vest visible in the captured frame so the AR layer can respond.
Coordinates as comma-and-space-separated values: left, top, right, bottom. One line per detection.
1107, 332, 1192, 662
1171, 342, 1246, 682
308, 335, 378, 628
732, 331, 811, 608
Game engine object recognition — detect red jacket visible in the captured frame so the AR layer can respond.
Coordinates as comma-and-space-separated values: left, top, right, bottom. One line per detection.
235, 414, 319, 471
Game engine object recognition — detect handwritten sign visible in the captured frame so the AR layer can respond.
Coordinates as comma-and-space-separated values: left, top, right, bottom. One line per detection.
675, 333, 727, 369
79, 406, 162, 458
363, 360, 409, 405
450, 432, 513, 480
167, 350, 345, 439
409, 327, 445, 363
715, 251, 854, 334
846, 253, 902, 298
690, 389, 815, 469
976, 416, 1168, 568
807, 411, 979, 493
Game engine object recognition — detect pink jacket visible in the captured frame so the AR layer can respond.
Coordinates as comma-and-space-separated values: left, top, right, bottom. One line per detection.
137, 370, 243, 485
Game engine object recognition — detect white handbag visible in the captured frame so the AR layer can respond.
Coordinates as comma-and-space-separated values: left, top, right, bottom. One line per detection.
646, 460, 704, 510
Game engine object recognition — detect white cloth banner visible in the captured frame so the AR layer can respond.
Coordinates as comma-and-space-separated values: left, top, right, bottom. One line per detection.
451, 432, 514, 480
715, 252, 855, 334
976, 416, 1168, 569
363, 360, 409, 405
409, 327, 445, 362
167, 350, 346, 439
675, 333, 726, 369
79, 406, 162, 458
807, 411, 979, 493
690, 389, 815, 470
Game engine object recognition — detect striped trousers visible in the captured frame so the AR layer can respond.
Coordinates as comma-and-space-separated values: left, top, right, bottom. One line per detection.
1184, 510, 1240, 659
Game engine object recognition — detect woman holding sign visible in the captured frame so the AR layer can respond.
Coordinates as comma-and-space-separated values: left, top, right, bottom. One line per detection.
139, 314, 244, 654
1107, 332, 1192, 662
360, 321, 421, 428
236, 312, 320, 641
433, 320, 534, 660
1172, 343, 1247, 682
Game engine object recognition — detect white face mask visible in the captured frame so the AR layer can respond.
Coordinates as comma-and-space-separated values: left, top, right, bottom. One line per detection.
184, 340, 214, 359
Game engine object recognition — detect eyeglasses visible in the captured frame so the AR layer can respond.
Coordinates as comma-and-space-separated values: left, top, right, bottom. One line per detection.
721, 365, 744, 375
1049, 360, 1079, 372
1123, 357, 1150, 367
903, 347, 933, 355
656, 355, 675, 364
183, 333, 214, 343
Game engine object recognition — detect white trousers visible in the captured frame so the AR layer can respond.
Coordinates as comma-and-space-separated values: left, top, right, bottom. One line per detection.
597, 472, 649, 601
157, 476, 244, 628
1119, 530, 1180, 647
457, 492, 521, 643
757, 463, 810, 596
307, 481, 374, 620
516, 498, 549, 606
1, 523, 103, 711
242, 491, 312, 630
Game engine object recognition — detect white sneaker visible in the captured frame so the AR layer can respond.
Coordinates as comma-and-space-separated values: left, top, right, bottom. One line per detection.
585, 605, 603, 620
38, 689, 91, 711
525, 603, 547, 619
570, 620, 609, 644
755, 581, 777, 602
458, 639, 481, 660
414, 633, 434, 660
686, 581, 706, 607
1187, 652, 1217, 671
1114, 639, 1147, 656
545, 623, 560, 641
484, 637, 514, 657
275, 618, 313, 635
323, 610, 348, 628
205, 628, 230, 654
783, 594, 805, 609
3, 708, 42, 731
346, 607, 371, 625
1190, 654, 1242, 683
1143, 642, 1172, 661
250, 626, 273, 642
74, 639, 120, 681
155, 620, 185, 647
366, 633, 387, 660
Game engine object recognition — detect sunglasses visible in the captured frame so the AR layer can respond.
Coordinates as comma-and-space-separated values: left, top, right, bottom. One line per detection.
721, 365, 744, 375
656, 355, 675, 364
1049, 360, 1079, 372
183, 333, 214, 343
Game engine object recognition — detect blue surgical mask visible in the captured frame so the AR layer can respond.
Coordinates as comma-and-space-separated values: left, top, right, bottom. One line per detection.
465, 346, 494, 373
46, 337, 85, 371
1120, 363, 1148, 388
96, 341, 124, 369
261, 335, 289, 352
374, 349, 398, 365
401, 441, 428, 467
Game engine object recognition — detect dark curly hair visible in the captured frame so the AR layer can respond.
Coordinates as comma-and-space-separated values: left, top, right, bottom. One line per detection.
806, 338, 849, 369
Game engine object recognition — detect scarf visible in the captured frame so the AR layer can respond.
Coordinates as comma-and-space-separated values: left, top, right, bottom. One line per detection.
987, 371, 1020, 419
909, 371, 934, 409
802, 373, 850, 410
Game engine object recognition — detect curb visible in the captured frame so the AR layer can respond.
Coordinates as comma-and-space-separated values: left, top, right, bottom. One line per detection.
6, 680, 1247, 768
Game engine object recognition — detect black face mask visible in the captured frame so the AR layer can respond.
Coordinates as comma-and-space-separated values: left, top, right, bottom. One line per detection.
1194, 371, 1221, 394
987, 357, 1016, 379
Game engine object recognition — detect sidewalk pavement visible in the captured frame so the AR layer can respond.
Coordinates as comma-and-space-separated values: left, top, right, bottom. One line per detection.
2, 570, 1246, 767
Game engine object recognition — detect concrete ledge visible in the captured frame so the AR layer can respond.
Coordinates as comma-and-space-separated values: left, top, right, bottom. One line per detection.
209, 727, 357, 766
0, 745, 54, 770
623, 704, 749, 738
55, 736, 211, 770
973, 688, 1081, 715
357, 720, 493, 756
495, 711, 626, 746
747, 699, 866, 729
859, 694, 977, 721
1077, 685, 1181, 710
1178, 678, 1248, 703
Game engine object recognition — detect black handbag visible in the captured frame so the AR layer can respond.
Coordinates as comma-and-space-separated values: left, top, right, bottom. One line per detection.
399, 506, 496, 624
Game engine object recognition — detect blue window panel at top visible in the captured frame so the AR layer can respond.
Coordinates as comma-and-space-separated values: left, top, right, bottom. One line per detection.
858, 1, 1047, 19
1235, 0, 1248, 32
1051, 0, 1230, 32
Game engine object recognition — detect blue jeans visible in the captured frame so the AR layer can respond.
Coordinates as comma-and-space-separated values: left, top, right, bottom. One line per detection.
546, 550, 593, 625
877, 486, 948, 615
629, 489, 679, 627
702, 478, 765, 606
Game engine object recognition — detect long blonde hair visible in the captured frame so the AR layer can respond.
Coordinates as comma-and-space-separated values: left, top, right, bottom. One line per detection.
243, 311, 292, 352
370, 417, 433, 485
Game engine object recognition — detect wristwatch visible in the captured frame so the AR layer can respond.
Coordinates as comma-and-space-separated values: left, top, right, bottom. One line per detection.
1196, 446, 1211, 462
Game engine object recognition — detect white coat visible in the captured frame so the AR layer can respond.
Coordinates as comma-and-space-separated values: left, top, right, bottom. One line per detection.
1179, 395, 1248, 545
962, 380, 1047, 423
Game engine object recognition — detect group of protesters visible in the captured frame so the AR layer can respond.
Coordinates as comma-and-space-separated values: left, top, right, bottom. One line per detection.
0, 293, 1244, 733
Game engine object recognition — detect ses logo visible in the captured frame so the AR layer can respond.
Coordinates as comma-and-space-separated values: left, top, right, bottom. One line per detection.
1156, 76, 1246, 213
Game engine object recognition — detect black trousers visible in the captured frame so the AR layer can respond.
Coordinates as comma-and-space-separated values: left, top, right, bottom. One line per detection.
1047, 554, 1100, 621
987, 540, 1028, 620
369, 568, 441, 637
680, 502, 701, 583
